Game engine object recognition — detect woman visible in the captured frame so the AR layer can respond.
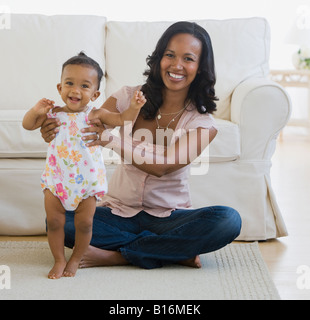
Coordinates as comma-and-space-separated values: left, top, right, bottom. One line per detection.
41, 21, 241, 269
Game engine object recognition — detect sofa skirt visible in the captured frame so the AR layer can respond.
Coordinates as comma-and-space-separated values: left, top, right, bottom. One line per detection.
190, 160, 288, 241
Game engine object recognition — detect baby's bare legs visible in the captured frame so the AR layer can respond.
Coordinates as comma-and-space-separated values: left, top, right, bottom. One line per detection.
44, 190, 67, 279
63, 196, 96, 277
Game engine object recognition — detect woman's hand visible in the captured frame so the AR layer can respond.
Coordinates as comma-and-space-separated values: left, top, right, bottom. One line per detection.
40, 118, 61, 143
82, 118, 107, 147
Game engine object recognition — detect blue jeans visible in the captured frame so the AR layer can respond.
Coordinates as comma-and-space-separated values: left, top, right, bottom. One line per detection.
64, 206, 241, 269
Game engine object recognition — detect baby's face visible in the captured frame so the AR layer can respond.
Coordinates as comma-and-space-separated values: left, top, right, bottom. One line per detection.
57, 64, 100, 113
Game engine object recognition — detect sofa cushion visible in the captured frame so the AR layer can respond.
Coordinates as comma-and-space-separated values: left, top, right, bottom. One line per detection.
0, 110, 46, 158
208, 119, 240, 162
105, 18, 270, 120
0, 158, 46, 235
0, 110, 240, 162
0, 14, 107, 111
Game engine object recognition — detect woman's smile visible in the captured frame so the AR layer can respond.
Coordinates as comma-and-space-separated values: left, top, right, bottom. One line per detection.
167, 72, 185, 81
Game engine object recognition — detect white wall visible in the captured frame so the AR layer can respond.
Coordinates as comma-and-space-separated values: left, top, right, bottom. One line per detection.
3, 0, 310, 68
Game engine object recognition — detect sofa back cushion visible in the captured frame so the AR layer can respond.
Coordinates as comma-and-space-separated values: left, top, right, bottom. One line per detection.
0, 14, 107, 111
0, 15, 263, 161
105, 18, 270, 120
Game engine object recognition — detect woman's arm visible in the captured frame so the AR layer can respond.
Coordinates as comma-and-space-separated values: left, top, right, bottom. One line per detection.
110, 126, 217, 177
84, 120, 217, 177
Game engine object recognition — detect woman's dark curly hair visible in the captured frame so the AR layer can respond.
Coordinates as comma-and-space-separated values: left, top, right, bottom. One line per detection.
141, 21, 218, 119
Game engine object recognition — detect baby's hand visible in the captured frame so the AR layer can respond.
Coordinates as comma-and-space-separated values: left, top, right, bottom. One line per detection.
33, 98, 55, 115
130, 90, 146, 110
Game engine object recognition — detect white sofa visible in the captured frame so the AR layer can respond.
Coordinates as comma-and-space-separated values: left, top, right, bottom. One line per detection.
0, 14, 291, 240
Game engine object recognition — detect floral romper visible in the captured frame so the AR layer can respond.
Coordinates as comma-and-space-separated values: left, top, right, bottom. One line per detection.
41, 106, 107, 210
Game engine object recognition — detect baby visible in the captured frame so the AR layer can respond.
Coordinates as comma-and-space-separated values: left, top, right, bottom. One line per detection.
22, 52, 146, 279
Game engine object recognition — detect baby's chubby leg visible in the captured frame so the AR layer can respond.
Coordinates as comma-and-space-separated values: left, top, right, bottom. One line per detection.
63, 196, 96, 277
44, 190, 67, 279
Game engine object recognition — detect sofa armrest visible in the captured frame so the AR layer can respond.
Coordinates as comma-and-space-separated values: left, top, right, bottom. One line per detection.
231, 77, 291, 160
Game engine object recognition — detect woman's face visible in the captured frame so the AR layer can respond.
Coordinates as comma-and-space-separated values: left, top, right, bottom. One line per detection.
160, 33, 202, 96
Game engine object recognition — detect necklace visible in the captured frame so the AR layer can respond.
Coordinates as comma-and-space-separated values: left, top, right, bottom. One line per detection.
155, 101, 190, 130
157, 109, 184, 120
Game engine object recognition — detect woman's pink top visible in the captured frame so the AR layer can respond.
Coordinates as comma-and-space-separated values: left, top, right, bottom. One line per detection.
98, 86, 217, 217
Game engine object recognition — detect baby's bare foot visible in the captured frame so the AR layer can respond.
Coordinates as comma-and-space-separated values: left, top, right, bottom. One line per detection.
48, 260, 67, 279
63, 258, 80, 277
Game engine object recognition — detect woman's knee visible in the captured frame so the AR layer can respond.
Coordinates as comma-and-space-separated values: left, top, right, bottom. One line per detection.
215, 206, 242, 239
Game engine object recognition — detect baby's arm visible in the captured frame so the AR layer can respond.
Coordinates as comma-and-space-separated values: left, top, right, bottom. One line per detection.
23, 98, 55, 131
119, 90, 146, 123
89, 91, 146, 127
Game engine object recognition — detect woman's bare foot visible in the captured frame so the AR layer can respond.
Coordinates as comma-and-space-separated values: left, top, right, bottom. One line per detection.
79, 246, 201, 269
79, 245, 129, 268
179, 255, 202, 268
48, 259, 67, 279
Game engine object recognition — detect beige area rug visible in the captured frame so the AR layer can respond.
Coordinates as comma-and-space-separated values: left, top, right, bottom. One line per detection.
0, 241, 280, 300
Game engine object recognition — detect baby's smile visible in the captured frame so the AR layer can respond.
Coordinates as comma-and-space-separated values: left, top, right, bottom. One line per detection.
69, 97, 81, 103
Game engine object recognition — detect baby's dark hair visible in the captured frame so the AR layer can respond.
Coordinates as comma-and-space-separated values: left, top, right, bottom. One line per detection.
62, 51, 104, 90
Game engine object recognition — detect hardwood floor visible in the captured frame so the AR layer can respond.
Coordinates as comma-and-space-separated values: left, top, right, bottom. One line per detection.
1, 127, 309, 299
259, 126, 310, 300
